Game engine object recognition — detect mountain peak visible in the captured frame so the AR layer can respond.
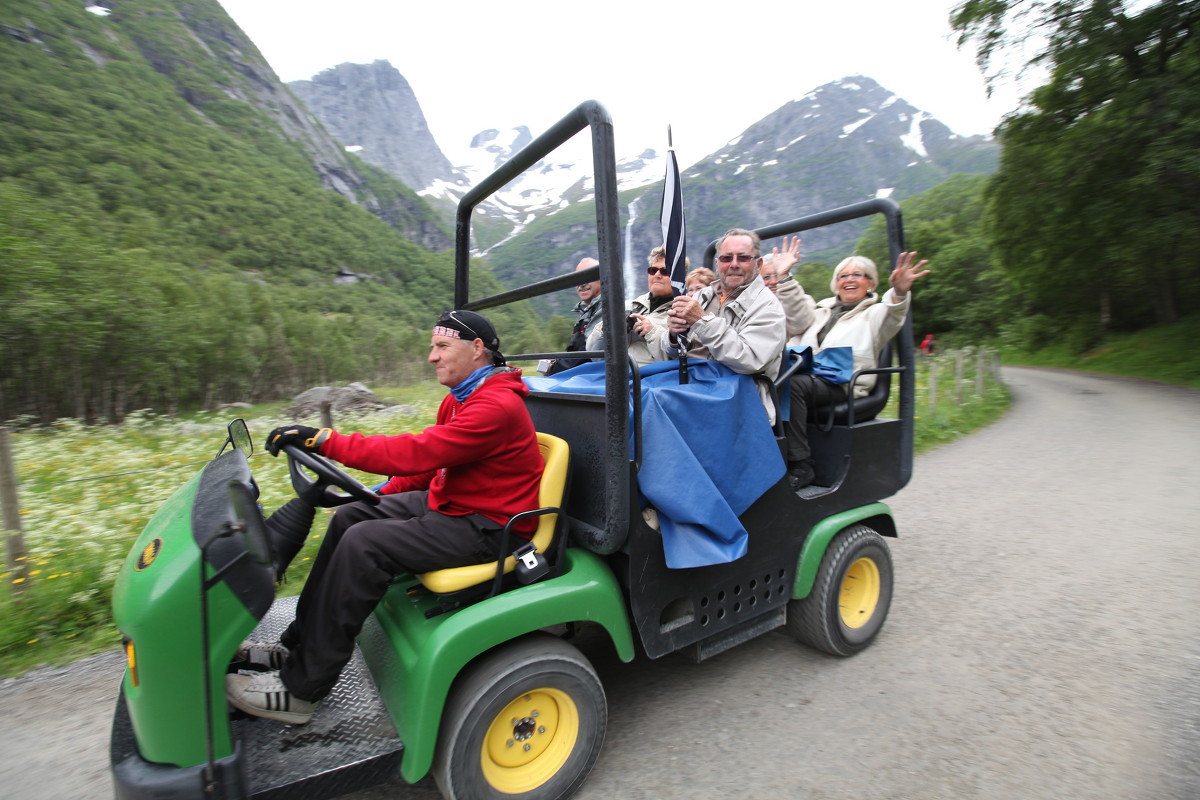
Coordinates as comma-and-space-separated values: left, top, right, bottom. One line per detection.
288, 60, 458, 191
290, 66, 997, 266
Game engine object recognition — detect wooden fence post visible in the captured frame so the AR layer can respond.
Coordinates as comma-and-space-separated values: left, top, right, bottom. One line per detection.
0, 427, 29, 593
928, 357, 938, 415
955, 350, 965, 405
976, 350, 986, 396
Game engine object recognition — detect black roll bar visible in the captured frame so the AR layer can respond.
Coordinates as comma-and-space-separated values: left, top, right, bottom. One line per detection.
452, 100, 631, 556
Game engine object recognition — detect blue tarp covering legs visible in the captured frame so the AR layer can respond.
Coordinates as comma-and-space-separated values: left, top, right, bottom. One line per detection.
524, 359, 785, 568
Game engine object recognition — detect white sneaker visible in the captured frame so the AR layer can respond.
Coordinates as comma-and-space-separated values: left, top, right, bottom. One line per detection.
235, 641, 289, 670
226, 669, 316, 724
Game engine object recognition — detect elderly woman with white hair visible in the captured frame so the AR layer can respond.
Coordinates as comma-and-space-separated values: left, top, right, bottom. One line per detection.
774, 249, 930, 490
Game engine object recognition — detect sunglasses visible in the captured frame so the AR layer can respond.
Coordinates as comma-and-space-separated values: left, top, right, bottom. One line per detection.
716, 253, 758, 264
647, 266, 670, 276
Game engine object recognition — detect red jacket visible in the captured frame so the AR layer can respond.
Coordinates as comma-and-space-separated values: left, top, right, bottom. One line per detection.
320, 369, 542, 536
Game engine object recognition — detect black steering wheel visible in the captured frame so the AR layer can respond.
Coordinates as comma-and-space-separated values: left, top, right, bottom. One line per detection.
283, 445, 381, 508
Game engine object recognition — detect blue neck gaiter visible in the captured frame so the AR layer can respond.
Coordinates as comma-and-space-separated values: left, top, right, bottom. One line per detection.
450, 365, 495, 402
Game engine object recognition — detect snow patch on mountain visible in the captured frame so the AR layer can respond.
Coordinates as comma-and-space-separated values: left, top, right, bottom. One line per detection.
419, 127, 670, 251
900, 112, 931, 156
841, 115, 874, 137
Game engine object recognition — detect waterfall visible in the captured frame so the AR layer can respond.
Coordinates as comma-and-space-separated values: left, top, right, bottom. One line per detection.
622, 196, 640, 302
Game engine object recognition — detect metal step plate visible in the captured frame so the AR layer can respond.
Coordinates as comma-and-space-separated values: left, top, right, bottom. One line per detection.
234, 596, 404, 799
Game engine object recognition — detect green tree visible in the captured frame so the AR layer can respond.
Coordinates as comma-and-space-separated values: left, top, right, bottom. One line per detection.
858, 175, 1024, 342
952, 0, 1200, 345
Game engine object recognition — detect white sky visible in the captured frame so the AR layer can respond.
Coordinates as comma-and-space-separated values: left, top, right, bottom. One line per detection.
216, 0, 1028, 168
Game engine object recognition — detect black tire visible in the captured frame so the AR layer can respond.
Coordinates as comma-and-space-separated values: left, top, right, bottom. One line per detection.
787, 523, 893, 656
433, 634, 607, 800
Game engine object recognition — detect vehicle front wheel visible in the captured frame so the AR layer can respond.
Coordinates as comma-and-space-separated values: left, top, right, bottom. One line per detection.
787, 523, 893, 656
433, 633, 607, 800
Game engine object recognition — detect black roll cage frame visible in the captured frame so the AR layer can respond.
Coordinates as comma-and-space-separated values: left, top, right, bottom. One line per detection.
453, 100, 633, 548
451, 101, 914, 550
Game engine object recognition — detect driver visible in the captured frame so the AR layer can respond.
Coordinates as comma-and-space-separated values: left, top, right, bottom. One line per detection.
226, 310, 542, 725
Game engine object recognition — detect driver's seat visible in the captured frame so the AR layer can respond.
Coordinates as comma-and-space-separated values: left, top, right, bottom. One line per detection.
415, 432, 569, 601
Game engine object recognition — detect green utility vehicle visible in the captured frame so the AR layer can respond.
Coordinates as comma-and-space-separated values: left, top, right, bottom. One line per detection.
109, 100, 914, 800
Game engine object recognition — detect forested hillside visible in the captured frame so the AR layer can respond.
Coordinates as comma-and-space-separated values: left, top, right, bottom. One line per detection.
0, 0, 548, 424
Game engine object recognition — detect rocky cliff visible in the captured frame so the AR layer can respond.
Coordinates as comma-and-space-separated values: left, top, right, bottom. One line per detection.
289, 60, 464, 195
635, 76, 999, 259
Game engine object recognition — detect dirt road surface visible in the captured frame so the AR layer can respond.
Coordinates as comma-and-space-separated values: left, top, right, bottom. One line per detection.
3, 367, 1197, 799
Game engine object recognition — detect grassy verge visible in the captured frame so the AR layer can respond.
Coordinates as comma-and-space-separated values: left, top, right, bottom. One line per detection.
1, 362, 1010, 677
908, 349, 1012, 453
0, 383, 447, 677
1001, 313, 1200, 390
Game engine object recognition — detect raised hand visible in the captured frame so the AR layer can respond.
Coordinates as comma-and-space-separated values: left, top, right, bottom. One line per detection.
771, 235, 803, 276
890, 251, 930, 297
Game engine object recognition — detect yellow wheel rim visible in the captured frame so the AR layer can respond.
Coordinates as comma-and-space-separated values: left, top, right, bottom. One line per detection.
480, 688, 579, 793
839, 556, 881, 629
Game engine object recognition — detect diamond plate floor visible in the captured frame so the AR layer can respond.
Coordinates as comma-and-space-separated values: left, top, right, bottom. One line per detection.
234, 596, 405, 799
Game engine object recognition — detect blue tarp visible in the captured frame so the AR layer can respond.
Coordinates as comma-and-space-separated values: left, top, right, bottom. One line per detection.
777, 345, 853, 420
524, 359, 784, 568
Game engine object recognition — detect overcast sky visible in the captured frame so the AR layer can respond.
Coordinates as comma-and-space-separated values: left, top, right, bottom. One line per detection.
216, 0, 1027, 168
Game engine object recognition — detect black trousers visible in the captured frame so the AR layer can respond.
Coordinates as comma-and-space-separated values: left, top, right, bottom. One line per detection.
784, 374, 843, 463
279, 491, 500, 702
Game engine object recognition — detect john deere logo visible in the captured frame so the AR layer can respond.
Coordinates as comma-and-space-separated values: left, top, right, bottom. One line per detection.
136, 538, 163, 571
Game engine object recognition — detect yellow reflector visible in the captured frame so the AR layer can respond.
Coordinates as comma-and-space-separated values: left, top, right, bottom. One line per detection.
124, 637, 139, 688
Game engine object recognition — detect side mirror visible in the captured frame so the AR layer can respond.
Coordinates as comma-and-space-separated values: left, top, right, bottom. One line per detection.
221, 418, 253, 457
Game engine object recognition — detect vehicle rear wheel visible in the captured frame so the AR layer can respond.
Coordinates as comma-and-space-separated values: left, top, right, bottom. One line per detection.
787, 523, 893, 656
433, 633, 607, 800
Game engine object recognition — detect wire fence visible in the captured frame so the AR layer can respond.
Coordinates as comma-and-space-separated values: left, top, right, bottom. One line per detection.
923, 348, 1004, 412
0, 427, 27, 591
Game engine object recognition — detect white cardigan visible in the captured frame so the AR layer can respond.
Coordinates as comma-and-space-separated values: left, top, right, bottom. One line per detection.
790, 288, 910, 398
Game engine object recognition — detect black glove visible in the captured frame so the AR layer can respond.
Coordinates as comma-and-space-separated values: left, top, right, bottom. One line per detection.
265, 425, 330, 457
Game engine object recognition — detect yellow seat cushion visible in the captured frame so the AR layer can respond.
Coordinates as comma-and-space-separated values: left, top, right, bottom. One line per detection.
417, 432, 569, 595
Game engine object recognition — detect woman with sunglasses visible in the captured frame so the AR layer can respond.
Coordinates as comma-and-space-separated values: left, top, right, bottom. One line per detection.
588, 244, 686, 369
586, 245, 685, 369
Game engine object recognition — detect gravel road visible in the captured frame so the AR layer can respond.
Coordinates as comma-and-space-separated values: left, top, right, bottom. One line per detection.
3, 366, 1197, 799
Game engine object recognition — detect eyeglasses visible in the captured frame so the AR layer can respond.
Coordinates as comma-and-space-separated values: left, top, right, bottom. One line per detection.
836, 271, 869, 282
647, 266, 670, 276
716, 253, 758, 264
